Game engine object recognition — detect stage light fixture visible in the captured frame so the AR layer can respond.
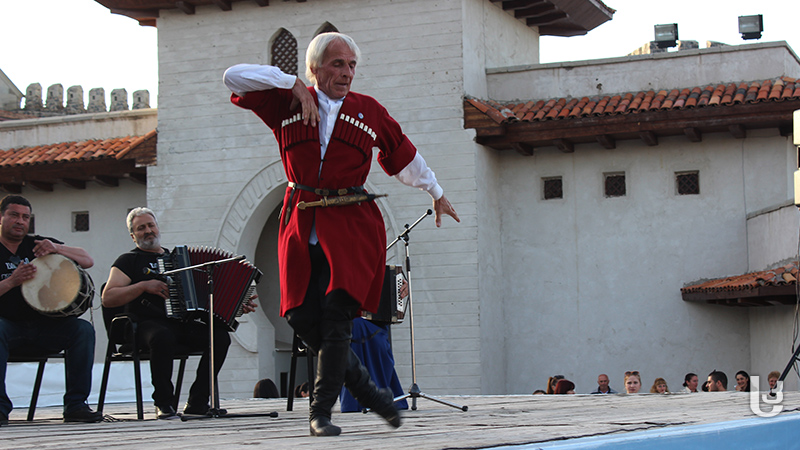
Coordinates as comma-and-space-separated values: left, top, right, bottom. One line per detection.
654, 23, 678, 49
738, 15, 763, 40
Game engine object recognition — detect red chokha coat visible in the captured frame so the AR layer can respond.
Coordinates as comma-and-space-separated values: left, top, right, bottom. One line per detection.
231, 87, 416, 316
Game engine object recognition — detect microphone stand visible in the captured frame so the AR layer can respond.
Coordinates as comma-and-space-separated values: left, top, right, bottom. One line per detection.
157, 255, 278, 421
387, 210, 467, 412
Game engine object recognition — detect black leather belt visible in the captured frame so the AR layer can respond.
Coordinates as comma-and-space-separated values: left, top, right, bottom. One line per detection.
284, 182, 366, 224
288, 181, 366, 196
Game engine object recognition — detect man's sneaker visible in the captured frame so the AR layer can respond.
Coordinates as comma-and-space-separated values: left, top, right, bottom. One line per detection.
155, 405, 179, 420
63, 405, 103, 423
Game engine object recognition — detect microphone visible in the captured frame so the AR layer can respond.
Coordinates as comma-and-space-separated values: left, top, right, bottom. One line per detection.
142, 267, 173, 284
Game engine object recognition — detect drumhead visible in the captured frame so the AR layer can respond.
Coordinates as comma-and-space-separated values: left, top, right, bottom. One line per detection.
21, 254, 82, 313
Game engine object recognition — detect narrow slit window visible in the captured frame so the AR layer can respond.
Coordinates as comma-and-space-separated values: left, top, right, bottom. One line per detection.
271, 29, 298, 76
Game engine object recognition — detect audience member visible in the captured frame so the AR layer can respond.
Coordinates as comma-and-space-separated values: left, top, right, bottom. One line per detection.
767, 371, 781, 390
590, 374, 617, 394
253, 379, 279, 398
734, 371, 750, 392
701, 380, 709, 392
681, 373, 698, 393
546, 375, 565, 394
623, 371, 641, 394
295, 381, 310, 398
532, 390, 546, 395
706, 370, 727, 391
649, 378, 669, 394
554, 380, 575, 394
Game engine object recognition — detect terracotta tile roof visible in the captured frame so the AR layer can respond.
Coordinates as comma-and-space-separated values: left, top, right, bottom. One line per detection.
681, 261, 798, 307
466, 77, 800, 125
0, 130, 156, 192
0, 130, 156, 168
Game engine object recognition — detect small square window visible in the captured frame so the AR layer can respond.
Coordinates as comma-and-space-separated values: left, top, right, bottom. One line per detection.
72, 211, 89, 232
676, 171, 700, 195
543, 177, 563, 200
604, 173, 626, 197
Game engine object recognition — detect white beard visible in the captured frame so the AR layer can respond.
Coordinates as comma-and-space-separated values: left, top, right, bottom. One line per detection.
137, 234, 161, 251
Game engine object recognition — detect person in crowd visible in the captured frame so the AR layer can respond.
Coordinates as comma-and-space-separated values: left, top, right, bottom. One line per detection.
0, 195, 101, 425
681, 373, 699, 393
734, 370, 750, 392
590, 373, 618, 394
295, 381, 310, 398
767, 371, 781, 390
102, 207, 257, 419
546, 375, 565, 394
532, 390, 546, 395
624, 371, 642, 394
253, 379, 279, 398
649, 377, 670, 394
554, 379, 575, 394
223, 32, 459, 436
706, 370, 728, 392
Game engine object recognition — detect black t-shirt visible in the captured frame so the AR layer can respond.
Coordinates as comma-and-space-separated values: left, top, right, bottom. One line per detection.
0, 234, 65, 322
111, 247, 171, 320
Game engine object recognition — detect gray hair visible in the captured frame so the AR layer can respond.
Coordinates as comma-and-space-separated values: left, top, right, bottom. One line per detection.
126, 207, 158, 234
305, 32, 361, 85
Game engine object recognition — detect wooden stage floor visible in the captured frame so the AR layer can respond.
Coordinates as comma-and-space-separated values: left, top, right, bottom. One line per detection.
2, 392, 799, 449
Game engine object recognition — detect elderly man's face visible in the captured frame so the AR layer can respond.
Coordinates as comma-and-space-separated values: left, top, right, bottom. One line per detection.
597, 375, 609, 390
312, 39, 356, 100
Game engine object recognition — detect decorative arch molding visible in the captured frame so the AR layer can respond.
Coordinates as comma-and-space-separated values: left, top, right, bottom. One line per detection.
216, 160, 402, 350
314, 22, 339, 36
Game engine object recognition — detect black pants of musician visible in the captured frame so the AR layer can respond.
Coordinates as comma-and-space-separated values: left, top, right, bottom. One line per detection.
285, 244, 392, 430
135, 317, 231, 411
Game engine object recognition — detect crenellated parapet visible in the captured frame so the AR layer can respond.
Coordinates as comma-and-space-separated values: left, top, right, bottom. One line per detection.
15, 83, 151, 117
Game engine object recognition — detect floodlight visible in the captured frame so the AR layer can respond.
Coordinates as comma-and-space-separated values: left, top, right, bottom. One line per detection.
654, 23, 678, 49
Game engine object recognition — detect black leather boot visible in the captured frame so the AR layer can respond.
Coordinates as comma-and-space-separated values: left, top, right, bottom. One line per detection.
344, 348, 401, 428
308, 320, 351, 436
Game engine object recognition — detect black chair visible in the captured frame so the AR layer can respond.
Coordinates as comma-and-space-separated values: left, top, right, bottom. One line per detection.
286, 334, 315, 411
96, 303, 203, 420
7, 348, 65, 421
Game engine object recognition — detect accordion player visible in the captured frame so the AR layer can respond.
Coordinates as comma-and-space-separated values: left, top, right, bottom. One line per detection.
157, 245, 262, 332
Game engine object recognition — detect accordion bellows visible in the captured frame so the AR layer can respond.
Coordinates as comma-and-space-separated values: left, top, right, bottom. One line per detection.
158, 245, 262, 331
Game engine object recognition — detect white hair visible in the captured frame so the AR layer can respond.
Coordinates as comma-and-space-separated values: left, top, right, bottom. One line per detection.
126, 207, 157, 234
305, 32, 361, 84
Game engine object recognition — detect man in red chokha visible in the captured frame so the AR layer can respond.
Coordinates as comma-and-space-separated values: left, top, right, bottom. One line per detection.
224, 32, 459, 436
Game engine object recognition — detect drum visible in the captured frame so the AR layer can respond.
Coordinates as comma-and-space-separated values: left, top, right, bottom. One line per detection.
21, 253, 95, 317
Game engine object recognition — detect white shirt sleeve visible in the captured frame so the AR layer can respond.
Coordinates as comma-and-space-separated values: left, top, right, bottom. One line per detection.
394, 152, 444, 200
223, 64, 297, 96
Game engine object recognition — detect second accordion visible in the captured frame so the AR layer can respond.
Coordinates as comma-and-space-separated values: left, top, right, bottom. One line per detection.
157, 245, 262, 331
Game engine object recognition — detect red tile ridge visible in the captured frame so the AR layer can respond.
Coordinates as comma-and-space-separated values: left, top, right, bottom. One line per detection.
466, 98, 490, 114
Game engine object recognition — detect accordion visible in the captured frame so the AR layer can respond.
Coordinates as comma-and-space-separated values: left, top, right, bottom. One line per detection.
361, 265, 406, 325
157, 245, 262, 332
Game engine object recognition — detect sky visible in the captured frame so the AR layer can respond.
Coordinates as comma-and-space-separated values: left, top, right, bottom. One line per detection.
1, 0, 798, 110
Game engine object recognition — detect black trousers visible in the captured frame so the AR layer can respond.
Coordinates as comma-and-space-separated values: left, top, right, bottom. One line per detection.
285, 244, 360, 351
135, 317, 231, 409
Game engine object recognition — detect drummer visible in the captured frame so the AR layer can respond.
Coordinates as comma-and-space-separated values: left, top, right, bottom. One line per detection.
0, 195, 101, 426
